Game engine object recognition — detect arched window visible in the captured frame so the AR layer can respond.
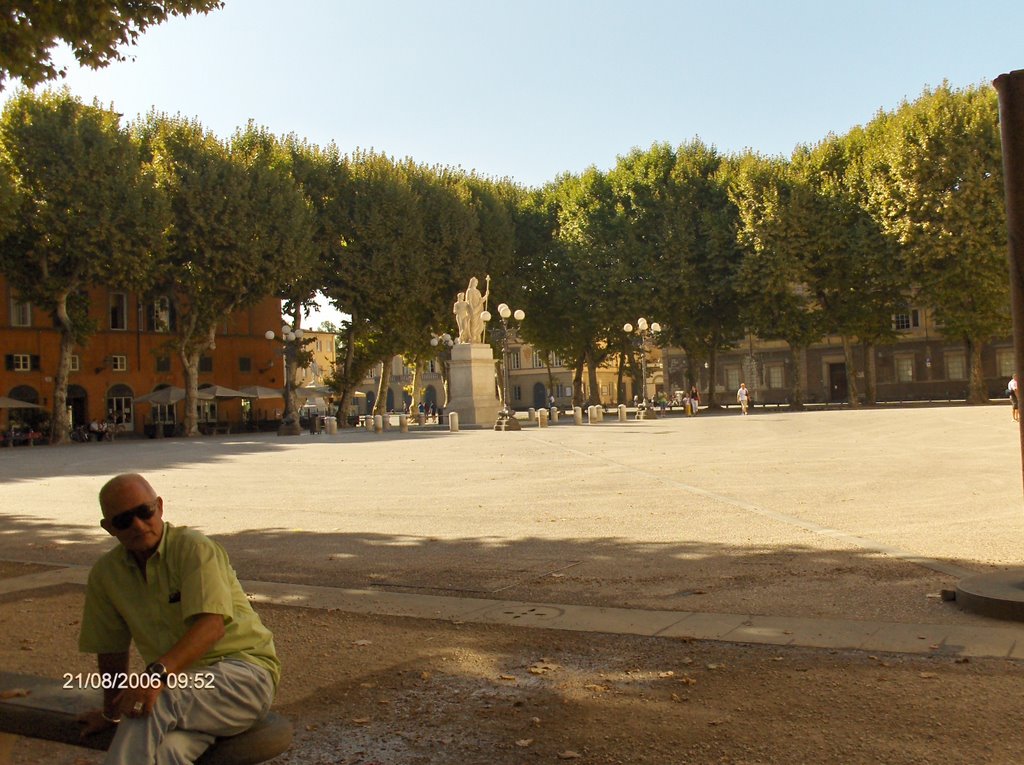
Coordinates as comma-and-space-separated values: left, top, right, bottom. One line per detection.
106, 384, 134, 427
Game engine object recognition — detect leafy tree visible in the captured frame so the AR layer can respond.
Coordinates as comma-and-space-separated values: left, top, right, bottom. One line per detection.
729, 152, 825, 408
0, 89, 163, 443
793, 134, 902, 406
138, 115, 311, 435
860, 83, 1007, 402
323, 150, 425, 417
0, 1, 223, 90
661, 141, 745, 407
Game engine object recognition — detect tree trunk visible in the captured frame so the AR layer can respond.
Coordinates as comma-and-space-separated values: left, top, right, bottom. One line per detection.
789, 343, 806, 410
49, 290, 74, 445
586, 346, 601, 405
546, 359, 557, 405
284, 304, 302, 424
373, 360, 388, 415
572, 353, 585, 407
409, 361, 423, 415
863, 341, 877, 405
337, 315, 359, 427
842, 336, 860, 409
616, 351, 626, 404
181, 347, 202, 437
966, 337, 988, 404
706, 344, 719, 408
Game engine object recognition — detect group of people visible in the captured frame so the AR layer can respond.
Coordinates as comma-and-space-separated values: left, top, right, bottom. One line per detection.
417, 401, 442, 422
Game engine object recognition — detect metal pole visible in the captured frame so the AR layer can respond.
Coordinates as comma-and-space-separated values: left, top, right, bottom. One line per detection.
994, 70, 1024, 494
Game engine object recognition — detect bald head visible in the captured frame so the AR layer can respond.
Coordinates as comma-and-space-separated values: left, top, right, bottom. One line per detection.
99, 473, 157, 519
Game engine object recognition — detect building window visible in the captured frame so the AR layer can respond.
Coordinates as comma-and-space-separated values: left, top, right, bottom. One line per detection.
109, 293, 128, 330
239, 356, 252, 373
11, 353, 32, 371
70, 354, 80, 372
508, 351, 521, 370
892, 309, 920, 332
10, 297, 31, 327
199, 356, 213, 373
155, 356, 171, 373
513, 385, 522, 402
153, 403, 175, 424
895, 356, 914, 382
766, 364, 784, 389
148, 296, 171, 332
198, 400, 218, 423
111, 355, 128, 372
997, 349, 1015, 379
945, 352, 966, 381
725, 366, 741, 391
106, 385, 134, 426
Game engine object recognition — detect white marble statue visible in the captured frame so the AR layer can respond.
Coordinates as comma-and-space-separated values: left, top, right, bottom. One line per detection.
453, 292, 471, 344
465, 275, 490, 343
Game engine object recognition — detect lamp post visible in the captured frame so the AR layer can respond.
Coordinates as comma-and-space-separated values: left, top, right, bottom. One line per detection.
482, 303, 525, 431
429, 332, 454, 416
264, 324, 305, 436
623, 317, 661, 420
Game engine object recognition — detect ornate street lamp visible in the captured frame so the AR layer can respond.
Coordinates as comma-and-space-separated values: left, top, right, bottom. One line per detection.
264, 324, 305, 436
482, 303, 525, 431
623, 317, 662, 420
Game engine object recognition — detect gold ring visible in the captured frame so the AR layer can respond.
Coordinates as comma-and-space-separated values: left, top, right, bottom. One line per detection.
132, 702, 144, 713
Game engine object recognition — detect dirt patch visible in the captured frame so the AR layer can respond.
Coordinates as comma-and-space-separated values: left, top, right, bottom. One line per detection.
3, 587, 1024, 765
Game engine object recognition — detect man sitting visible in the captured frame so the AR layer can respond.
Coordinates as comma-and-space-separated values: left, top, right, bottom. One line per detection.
77, 473, 280, 764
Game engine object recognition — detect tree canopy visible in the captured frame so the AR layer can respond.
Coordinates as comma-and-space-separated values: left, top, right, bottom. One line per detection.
0, 1, 223, 90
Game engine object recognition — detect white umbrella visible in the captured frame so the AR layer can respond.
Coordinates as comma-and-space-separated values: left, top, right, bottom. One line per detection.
199, 384, 257, 399
0, 396, 41, 409
134, 387, 214, 405
239, 385, 285, 399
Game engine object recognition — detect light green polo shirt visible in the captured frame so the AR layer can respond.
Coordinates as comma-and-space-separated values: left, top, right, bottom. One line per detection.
79, 523, 280, 688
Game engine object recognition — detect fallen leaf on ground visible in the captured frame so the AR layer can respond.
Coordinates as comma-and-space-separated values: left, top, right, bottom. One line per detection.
919, 672, 938, 679
351, 640, 372, 647
658, 671, 675, 678
583, 684, 607, 692
557, 751, 581, 760
0, 688, 30, 699
515, 739, 534, 747
352, 717, 371, 724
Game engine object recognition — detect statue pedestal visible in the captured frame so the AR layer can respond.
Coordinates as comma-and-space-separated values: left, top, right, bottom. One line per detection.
446, 343, 499, 427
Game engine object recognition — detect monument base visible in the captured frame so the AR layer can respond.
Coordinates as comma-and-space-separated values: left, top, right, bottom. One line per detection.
446, 343, 500, 426
494, 413, 521, 431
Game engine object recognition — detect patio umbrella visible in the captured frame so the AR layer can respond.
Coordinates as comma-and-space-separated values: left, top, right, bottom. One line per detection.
0, 396, 41, 409
134, 387, 214, 405
198, 384, 257, 398
239, 385, 285, 399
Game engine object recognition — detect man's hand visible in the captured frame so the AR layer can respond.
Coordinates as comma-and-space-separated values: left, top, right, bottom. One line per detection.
113, 683, 163, 719
77, 708, 115, 738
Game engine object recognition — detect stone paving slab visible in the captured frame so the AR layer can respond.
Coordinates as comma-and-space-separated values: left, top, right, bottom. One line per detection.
4, 562, 1024, 659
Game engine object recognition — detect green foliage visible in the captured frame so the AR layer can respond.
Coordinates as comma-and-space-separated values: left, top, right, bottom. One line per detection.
860, 83, 1007, 401
0, 1, 224, 90
0, 88, 163, 441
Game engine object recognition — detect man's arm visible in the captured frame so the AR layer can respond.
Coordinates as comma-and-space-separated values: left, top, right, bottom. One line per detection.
77, 651, 129, 737
111, 613, 226, 719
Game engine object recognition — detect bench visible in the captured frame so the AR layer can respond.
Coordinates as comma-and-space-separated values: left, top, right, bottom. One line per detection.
0, 672, 291, 765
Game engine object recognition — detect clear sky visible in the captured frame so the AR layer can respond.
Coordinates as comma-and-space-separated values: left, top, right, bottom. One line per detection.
10, 0, 1024, 324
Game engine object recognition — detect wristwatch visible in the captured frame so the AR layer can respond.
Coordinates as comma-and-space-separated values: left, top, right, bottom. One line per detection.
145, 661, 169, 685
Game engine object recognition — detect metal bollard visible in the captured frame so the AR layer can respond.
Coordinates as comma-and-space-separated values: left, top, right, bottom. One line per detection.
618, 404, 627, 422
528, 407, 536, 423
373, 414, 383, 433
550, 407, 559, 423
573, 406, 583, 425
448, 411, 460, 432
399, 414, 408, 433
537, 408, 548, 428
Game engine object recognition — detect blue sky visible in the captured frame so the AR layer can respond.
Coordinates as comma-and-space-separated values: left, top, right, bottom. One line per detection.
12, 0, 1024, 323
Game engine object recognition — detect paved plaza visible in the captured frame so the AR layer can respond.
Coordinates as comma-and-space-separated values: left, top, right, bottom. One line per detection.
3, 403, 1023, 632
7, 403, 1024, 764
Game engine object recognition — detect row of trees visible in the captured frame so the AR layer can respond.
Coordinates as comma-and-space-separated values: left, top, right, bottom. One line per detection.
0, 81, 1009, 442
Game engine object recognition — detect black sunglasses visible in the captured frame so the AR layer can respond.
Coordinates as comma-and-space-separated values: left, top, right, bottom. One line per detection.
109, 502, 157, 531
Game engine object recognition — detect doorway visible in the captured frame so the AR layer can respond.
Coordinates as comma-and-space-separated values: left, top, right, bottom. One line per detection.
828, 363, 848, 402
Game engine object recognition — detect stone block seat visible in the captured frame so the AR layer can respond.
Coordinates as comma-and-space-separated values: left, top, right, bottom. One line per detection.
0, 672, 291, 764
